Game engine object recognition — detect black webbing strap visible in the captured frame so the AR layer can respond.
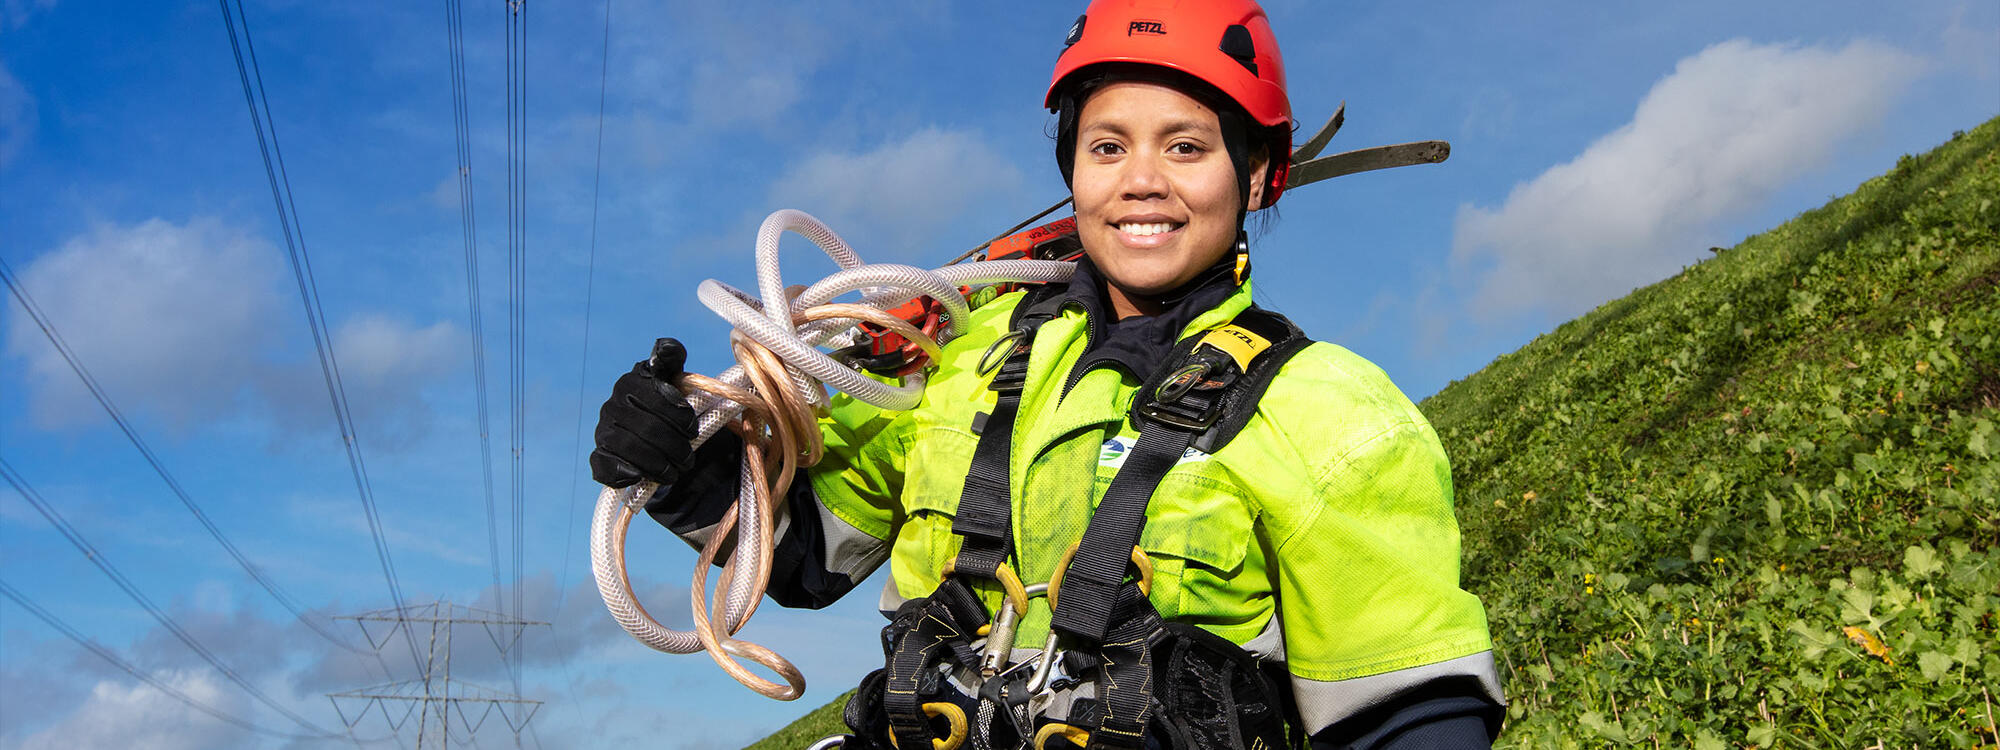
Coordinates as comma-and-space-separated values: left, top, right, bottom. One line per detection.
1083, 583, 1168, 750
949, 343, 1029, 577
882, 579, 987, 749
882, 600, 949, 747
1050, 343, 1229, 643
1048, 422, 1198, 643
1051, 307, 1311, 644
951, 290, 1065, 578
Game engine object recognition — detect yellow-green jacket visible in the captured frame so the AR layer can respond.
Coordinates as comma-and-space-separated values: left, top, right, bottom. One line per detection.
743, 271, 1508, 734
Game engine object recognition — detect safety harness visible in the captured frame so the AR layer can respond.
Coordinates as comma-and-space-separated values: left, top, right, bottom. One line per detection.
843, 286, 1314, 750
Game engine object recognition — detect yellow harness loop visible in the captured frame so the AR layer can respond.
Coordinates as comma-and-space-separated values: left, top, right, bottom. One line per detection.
1046, 541, 1153, 611
1032, 722, 1093, 749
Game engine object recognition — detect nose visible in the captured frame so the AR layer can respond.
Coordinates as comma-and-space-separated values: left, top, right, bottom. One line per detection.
1118, 152, 1169, 202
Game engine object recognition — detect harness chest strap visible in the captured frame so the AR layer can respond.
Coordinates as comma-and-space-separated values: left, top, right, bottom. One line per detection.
1043, 311, 1307, 750
1050, 308, 1310, 644
877, 291, 1065, 750
948, 290, 1065, 582
884, 295, 1310, 750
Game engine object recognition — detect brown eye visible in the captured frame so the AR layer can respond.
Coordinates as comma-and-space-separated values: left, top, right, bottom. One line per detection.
1168, 141, 1204, 156
1090, 142, 1125, 157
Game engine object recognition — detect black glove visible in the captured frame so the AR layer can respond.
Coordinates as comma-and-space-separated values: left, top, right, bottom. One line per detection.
591, 338, 698, 490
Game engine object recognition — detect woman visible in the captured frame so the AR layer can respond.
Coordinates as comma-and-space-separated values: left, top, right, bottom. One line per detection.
592, 1, 1505, 747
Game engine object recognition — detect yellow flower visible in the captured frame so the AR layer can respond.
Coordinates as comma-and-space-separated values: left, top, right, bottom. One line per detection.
1842, 625, 1894, 664
1713, 556, 1725, 564
1584, 586, 1594, 594
1584, 573, 1596, 584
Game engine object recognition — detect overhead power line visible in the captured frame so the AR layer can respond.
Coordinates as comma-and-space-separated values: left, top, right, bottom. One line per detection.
0, 257, 372, 657
0, 456, 343, 738
0, 578, 333, 742
551, 0, 615, 722
215, 0, 423, 674
444, 0, 507, 615
504, 0, 529, 685
557, 0, 611, 644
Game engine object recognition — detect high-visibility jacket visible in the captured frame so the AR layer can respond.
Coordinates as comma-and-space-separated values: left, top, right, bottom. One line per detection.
767, 269, 1506, 735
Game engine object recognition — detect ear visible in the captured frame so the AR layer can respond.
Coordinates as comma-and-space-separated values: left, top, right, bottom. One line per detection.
1245, 153, 1271, 210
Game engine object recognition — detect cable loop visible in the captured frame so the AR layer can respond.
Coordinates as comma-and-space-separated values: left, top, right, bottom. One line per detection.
589, 210, 1075, 699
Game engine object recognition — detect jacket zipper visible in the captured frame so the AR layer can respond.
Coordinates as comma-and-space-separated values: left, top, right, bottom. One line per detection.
1057, 300, 1102, 402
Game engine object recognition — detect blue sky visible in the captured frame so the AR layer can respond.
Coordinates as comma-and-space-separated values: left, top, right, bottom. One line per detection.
0, 1, 1994, 747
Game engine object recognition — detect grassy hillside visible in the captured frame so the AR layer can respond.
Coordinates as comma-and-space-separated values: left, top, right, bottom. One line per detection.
744, 691, 853, 750
1432, 117, 2000, 748
742, 118, 2000, 749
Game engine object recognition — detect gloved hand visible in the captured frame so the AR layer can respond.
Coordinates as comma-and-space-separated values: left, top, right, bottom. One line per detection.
591, 338, 699, 490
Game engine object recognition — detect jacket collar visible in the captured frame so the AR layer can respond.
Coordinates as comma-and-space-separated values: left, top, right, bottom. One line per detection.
1056, 254, 1250, 385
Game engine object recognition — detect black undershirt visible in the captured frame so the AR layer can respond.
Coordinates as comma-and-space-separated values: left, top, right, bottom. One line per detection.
1053, 253, 1242, 394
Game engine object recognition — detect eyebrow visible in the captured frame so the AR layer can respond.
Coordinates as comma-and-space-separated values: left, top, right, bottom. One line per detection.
1080, 118, 1216, 138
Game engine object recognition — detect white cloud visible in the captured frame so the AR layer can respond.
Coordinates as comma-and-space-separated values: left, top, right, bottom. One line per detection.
5, 218, 286, 430
14, 670, 254, 750
331, 315, 459, 385
325, 314, 463, 438
4, 217, 465, 438
1450, 39, 1923, 318
621, 2, 845, 132
769, 127, 1025, 261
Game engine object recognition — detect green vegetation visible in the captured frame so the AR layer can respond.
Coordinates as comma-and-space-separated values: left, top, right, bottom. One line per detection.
744, 118, 2000, 748
743, 690, 853, 750
1434, 117, 2000, 747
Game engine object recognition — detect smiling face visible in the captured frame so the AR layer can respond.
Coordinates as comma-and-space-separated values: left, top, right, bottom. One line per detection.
1071, 80, 1267, 319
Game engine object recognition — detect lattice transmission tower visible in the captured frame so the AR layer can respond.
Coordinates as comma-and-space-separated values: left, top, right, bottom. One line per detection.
327, 600, 547, 748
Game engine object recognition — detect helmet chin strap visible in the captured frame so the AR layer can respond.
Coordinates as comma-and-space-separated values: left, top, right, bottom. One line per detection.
1232, 229, 1251, 286
1214, 106, 1257, 287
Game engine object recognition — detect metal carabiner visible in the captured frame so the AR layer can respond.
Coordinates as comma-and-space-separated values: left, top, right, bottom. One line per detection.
1023, 628, 1064, 697
979, 581, 1048, 678
1024, 543, 1156, 698
977, 327, 1031, 376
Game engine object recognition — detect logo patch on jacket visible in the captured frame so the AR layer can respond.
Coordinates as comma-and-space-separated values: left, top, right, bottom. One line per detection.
1098, 435, 1208, 470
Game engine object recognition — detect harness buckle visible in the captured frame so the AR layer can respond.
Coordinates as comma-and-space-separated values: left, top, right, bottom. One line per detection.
977, 327, 1036, 394
1135, 352, 1238, 431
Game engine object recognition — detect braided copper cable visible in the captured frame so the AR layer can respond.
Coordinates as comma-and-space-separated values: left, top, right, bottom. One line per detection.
648, 302, 945, 699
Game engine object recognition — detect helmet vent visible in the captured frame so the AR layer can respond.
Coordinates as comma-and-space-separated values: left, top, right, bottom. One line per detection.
1065, 14, 1087, 47
1219, 24, 1258, 75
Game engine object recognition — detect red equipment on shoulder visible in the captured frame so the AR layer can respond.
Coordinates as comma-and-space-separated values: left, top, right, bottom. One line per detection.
840, 218, 1084, 377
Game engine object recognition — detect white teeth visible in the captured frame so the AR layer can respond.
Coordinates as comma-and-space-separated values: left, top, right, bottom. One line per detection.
1118, 222, 1178, 236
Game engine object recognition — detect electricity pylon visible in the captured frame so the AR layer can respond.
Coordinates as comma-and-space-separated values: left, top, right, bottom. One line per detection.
327, 600, 547, 748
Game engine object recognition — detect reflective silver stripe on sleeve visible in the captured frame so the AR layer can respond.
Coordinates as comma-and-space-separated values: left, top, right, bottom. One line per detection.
1291, 650, 1506, 734
675, 520, 723, 551
1239, 613, 1285, 661
817, 499, 889, 581
670, 502, 782, 554
878, 570, 911, 616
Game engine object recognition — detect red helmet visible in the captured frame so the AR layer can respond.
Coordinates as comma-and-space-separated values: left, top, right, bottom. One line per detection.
1046, 0, 1293, 208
